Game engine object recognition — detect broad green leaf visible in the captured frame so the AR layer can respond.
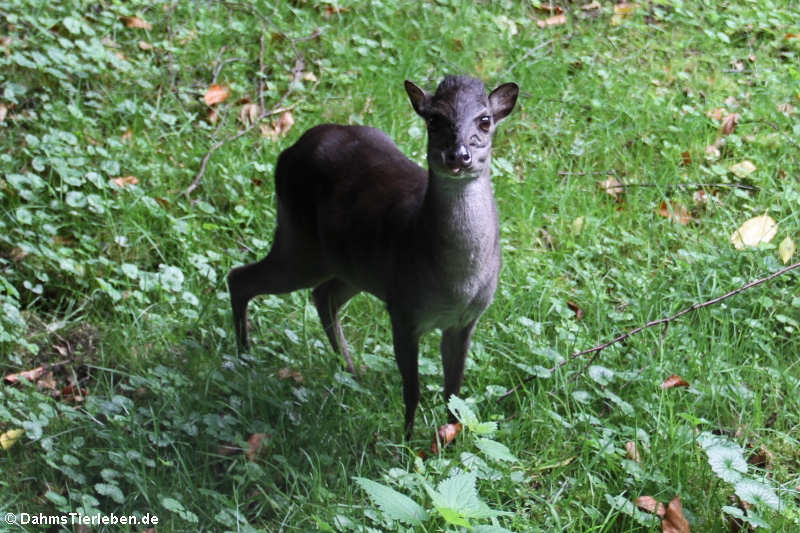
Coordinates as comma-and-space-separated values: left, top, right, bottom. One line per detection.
427, 472, 499, 522
734, 479, 781, 510
354, 477, 427, 525
475, 438, 518, 463
472, 526, 516, 533
706, 445, 747, 483
722, 506, 771, 528
448, 395, 478, 427
94, 482, 124, 503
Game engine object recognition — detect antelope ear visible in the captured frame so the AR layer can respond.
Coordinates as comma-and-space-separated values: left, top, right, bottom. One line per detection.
488, 82, 519, 123
405, 80, 431, 118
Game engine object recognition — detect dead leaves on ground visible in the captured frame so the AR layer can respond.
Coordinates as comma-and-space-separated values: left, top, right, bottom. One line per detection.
636, 496, 691, 533
3, 361, 87, 405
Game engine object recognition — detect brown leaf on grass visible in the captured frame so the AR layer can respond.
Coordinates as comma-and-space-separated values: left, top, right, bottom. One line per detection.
614, 2, 639, 15
567, 301, 584, 320
204, 84, 230, 106
598, 177, 625, 199
112, 176, 139, 188
635, 495, 666, 517
0, 102, 7, 122
660, 374, 690, 389
537, 14, 567, 28
625, 441, 641, 462
121, 129, 133, 142
239, 103, 260, 126
276, 367, 303, 383
4, 366, 48, 384
37, 370, 57, 392
662, 496, 691, 533
532, 4, 564, 15
748, 446, 773, 469
216, 442, 241, 456
246, 433, 269, 460
206, 108, 219, 124
785, 33, 800, 40
680, 151, 692, 166
718, 112, 739, 136
60, 384, 87, 403
656, 201, 692, 225
777, 102, 795, 115
261, 110, 295, 140
431, 422, 462, 454
323, 4, 350, 17
581, 1, 602, 10
276, 110, 294, 135
706, 107, 728, 121
120, 16, 152, 30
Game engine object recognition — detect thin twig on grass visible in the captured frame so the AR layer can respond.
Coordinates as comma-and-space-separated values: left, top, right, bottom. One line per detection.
498, 260, 800, 402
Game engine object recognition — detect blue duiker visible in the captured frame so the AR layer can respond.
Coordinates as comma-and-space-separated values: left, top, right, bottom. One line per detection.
228, 75, 518, 439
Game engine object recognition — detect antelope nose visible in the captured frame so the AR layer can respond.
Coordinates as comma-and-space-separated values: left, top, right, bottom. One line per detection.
447, 145, 472, 167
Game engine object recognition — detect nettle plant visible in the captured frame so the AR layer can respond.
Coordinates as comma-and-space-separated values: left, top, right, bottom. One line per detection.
344, 396, 519, 533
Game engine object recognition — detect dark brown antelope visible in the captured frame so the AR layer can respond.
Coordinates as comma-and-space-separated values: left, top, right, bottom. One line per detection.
228, 75, 518, 438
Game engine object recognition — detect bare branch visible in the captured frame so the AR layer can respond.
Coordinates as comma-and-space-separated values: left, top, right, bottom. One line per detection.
498, 260, 800, 402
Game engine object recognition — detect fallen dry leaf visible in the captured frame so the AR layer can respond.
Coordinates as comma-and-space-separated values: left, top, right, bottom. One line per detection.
239, 103, 260, 126
778, 236, 795, 264
323, 4, 350, 17
246, 433, 269, 460
0, 428, 24, 450
60, 384, 87, 403
598, 177, 625, 199
730, 214, 777, 250
216, 442, 241, 457
4, 366, 48, 384
112, 176, 139, 188
718, 112, 739, 136
625, 441, 641, 462
138, 40, 154, 51
748, 446, 773, 469
660, 374, 690, 390
275, 110, 294, 135
656, 201, 692, 225
276, 367, 303, 383
431, 422, 462, 454
532, 4, 564, 15
0, 102, 7, 122
635, 495, 666, 517
206, 108, 219, 124
777, 102, 795, 115
662, 496, 691, 533
120, 16, 152, 30
729, 160, 756, 178
121, 129, 133, 142
680, 151, 692, 166
537, 14, 567, 28
581, 1, 602, 10
704, 141, 722, 161
614, 2, 639, 15
261, 110, 295, 140
567, 301, 584, 320
707, 108, 727, 121
204, 84, 230, 106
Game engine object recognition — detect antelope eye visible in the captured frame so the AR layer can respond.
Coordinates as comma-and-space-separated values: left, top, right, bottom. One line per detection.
479, 116, 491, 132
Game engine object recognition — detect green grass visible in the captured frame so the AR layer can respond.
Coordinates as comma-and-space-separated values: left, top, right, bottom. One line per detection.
1, 0, 800, 531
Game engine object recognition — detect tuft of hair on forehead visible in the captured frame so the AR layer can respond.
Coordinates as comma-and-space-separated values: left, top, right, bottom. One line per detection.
433, 75, 487, 99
